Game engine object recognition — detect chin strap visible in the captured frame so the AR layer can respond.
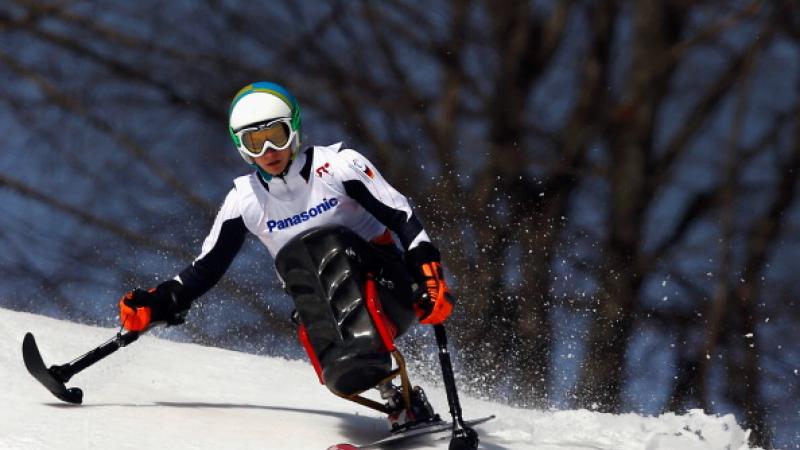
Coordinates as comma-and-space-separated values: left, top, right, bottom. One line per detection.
254, 163, 273, 182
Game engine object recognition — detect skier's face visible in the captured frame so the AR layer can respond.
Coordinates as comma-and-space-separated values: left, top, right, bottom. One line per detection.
253, 147, 291, 175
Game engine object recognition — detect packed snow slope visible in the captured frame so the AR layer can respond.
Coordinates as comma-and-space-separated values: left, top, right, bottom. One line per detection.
0, 308, 759, 450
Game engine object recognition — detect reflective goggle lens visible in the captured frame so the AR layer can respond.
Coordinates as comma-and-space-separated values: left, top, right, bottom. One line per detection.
238, 119, 292, 155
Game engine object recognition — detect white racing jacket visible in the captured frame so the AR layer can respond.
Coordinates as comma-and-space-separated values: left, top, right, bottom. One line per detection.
174, 143, 431, 300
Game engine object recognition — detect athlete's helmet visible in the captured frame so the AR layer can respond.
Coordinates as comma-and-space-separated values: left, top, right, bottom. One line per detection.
228, 81, 302, 164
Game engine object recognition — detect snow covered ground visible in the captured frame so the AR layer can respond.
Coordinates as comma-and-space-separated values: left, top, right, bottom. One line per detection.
0, 308, 760, 450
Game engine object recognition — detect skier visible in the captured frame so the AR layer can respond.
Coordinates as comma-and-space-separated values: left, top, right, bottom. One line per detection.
117, 81, 455, 430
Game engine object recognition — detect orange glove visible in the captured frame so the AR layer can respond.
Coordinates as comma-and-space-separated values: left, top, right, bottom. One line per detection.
406, 243, 455, 325
119, 281, 188, 332
119, 289, 156, 332
415, 261, 454, 325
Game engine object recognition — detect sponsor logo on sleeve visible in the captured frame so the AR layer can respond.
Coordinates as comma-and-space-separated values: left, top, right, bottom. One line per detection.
353, 159, 374, 179
267, 197, 339, 232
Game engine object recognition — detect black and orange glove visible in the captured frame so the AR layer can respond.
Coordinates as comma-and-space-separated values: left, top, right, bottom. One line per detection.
119, 280, 188, 332
406, 242, 455, 325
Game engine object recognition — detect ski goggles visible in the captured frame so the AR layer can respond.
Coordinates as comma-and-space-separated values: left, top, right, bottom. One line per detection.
234, 118, 295, 157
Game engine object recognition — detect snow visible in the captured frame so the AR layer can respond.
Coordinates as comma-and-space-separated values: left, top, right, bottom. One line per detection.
0, 308, 760, 450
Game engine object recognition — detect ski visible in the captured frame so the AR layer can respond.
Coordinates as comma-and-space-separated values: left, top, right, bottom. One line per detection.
22, 332, 83, 404
327, 415, 495, 449
22, 330, 139, 404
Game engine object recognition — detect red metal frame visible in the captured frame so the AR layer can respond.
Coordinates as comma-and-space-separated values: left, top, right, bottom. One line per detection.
297, 324, 325, 385
364, 275, 397, 352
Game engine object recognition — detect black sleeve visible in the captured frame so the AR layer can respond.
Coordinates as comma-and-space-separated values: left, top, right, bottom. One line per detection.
343, 179, 425, 250
177, 217, 247, 301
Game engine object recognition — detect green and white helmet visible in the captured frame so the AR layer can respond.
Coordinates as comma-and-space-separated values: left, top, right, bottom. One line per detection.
228, 81, 302, 165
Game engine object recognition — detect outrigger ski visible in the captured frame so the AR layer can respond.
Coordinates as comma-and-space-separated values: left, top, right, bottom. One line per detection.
22, 330, 140, 404
327, 415, 495, 449
22, 333, 83, 404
